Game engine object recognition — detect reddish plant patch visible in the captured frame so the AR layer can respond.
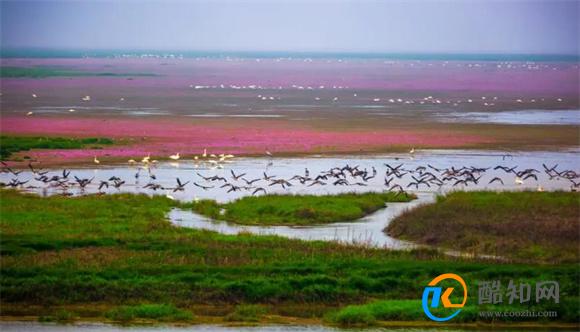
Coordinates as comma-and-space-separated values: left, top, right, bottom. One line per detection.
1, 116, 491, 162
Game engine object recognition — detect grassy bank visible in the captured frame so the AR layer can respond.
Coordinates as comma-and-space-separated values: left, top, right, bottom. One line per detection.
0, 190, 578, 326
387, 191, 580, 263
189, 192, 414, 225
0, 136, 114, 160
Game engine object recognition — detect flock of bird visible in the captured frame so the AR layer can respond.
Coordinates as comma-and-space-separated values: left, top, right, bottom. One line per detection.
2, 151, 579, 201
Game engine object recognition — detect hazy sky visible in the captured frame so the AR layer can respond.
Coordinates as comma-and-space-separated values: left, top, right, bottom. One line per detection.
1, 0, 578, 54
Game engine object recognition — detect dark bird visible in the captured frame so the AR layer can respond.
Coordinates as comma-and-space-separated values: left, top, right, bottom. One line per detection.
143, 183, 163, 191
173, 178, 190, 192
242, 178, 261, 185
74, 176, 94, 188
194, 182, 214, 190
98, 181, 109, 190
196, 172, 212, 181
488, 177, 504, 185
112, 180, 125, 189
231, 170, 247, 180
384, 177, 393, 186
428, 164, 442, 172
308, 180, 326, 186
227, 185, 242, 193
252, 187, 266, 195
523, 173, 538, 181
269, 179, 292, 189
263, 172, 276, 180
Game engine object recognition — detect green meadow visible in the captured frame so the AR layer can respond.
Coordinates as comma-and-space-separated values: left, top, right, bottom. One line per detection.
189, 192, 414, 225
387, 191, 580, 263
0, 189, 578, 327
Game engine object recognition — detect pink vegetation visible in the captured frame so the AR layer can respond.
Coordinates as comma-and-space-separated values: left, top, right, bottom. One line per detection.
1, 116, 491, 162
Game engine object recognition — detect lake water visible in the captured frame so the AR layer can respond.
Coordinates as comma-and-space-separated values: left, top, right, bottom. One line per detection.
2, 150, 578, 203
438, 109, 580, 125
0, 321, 569, 332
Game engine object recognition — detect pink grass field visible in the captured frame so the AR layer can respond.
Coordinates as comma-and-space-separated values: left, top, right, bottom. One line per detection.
0, 116, 491, 163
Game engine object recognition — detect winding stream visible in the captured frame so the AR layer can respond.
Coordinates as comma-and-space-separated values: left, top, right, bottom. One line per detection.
3, 149, 577, 250
169, 192, 434, 249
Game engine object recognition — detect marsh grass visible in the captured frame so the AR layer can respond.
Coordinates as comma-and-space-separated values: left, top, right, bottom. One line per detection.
0, 190, 578, 324
0, 136, 114, 160
38, 309, 77, 323
224, 304, 268, 322
387, 191, 580, 263
188, 192, 414, 225
105, 304, 193, 322
327, 298, 579, 326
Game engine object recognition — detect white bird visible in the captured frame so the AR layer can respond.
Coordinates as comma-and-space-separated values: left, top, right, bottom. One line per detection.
93, 156, 100, 164
409, 147, 415, 154
141, 154, 151, 163
169, 153, 180, 160
537, 185, 544, 192
26, 111, 34, 116
515, 177, 524, 185
128, 159, 136, 164
82, 95, 91, 101
265, 150, 273, 157
32, 94, 37, 98
202, 149, 207, 158
68, 109, 76, 112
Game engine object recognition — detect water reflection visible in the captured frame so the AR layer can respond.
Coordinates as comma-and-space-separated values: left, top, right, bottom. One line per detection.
0, 322, 568, 332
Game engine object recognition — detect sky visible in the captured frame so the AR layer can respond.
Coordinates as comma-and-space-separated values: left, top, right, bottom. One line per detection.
1, 0, 578, 55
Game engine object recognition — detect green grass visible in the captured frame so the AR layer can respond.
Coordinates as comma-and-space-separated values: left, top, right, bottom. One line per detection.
0, 66, 156, 78
105, 304, 193, 323
225, 304, 268, 322
0, 190, 578, 325
188, 192, 414, 225
387, 191, 580, 263
327, 298, 580, 326
0, 136, 114, 160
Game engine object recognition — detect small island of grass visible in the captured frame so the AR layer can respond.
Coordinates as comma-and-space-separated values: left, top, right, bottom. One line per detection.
386, 191, 580, 263
188, 192, 415, 226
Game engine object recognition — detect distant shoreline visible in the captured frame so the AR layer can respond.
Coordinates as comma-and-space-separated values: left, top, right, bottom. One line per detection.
1, 48, 578, 62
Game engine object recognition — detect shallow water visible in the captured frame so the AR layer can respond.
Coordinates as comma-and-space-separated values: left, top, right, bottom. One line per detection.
0, 322, 568, 332
2, 150, 577, 249
3, 150, 577, 203
438, 109, 580, 125
169, 192, 433, 249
